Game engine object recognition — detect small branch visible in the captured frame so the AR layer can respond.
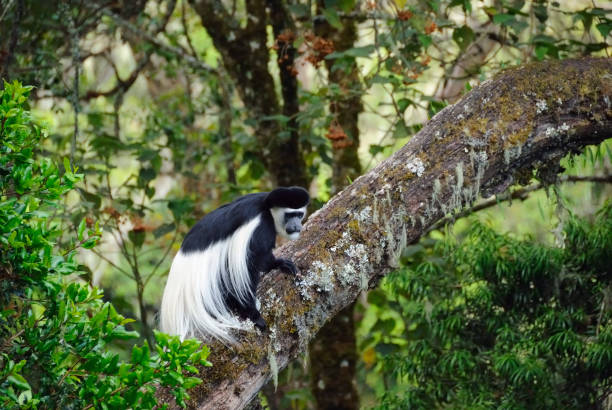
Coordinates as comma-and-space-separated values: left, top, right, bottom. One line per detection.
427, 174, 612, 234
0, 0, 16, 23
181, 0, 198, 58
308, 10, 394, 23
64, 3, 81, 170
435, 174, 612, 233
89, 248, 133, 279
84, 3, 214, 75
0, 329, 24, 355
144, 228, 180, 287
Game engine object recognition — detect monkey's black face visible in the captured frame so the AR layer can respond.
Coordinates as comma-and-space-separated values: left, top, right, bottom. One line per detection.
284, 211, 305, 239
271, 207, 307, 240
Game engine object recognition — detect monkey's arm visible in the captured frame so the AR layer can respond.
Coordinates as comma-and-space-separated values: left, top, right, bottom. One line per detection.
259, 251, 298, 275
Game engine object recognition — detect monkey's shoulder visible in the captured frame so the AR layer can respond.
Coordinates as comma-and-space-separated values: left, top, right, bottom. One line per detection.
181, 192, 268, 252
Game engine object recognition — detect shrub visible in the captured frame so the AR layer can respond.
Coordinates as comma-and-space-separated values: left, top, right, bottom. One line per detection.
363, 204, 612, 409
0, 81, 210, 409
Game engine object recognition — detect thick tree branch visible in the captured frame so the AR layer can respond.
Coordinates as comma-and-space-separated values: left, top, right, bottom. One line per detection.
161, 57, 611, 409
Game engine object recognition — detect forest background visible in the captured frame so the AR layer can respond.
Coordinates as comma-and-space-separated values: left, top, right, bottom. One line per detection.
0, 0, 610, 408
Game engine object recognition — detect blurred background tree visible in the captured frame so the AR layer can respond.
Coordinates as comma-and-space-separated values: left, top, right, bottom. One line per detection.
0, 0, 610, 408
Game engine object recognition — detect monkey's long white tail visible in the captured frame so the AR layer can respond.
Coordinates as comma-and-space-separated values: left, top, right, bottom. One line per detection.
159, 216, 261, 344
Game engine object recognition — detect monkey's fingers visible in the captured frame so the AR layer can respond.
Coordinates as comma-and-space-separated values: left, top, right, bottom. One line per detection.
275, 258, 298, 275
253, 316, 267, 331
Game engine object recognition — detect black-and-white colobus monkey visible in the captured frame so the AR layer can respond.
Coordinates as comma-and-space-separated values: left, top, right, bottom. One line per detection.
160, 187, 309, 343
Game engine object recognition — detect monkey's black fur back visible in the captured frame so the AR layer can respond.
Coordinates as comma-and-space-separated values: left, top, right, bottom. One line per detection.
181, 193, 268, 254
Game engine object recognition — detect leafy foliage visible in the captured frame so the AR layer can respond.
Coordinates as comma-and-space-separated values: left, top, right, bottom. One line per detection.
0, 82, 211, 409
361, 204, 612, 409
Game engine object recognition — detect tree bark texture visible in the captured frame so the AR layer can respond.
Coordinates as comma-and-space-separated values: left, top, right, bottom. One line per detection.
162, 58, 611, 409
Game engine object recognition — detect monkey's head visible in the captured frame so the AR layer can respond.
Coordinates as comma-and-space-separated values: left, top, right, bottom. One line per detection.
266, 187, 310, 240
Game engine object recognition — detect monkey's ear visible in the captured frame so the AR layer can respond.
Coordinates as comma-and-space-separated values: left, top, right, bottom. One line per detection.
265, 187, 310, 209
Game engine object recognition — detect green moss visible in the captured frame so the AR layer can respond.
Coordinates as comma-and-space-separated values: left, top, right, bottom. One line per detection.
347, 219, 360, 233
276, 286, 309, 334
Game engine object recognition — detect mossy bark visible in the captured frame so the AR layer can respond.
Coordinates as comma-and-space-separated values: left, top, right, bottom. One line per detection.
159, 58, 612, 410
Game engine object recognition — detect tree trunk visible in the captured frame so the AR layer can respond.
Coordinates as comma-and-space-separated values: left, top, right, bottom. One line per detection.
157, 57, 611, 409
307, 12, 362, 410
188, 0, 309, 187
309, 303, 358, 409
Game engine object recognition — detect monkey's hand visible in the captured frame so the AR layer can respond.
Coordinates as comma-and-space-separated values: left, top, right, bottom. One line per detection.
274, 258, 298, 275
253, 316, 267, 331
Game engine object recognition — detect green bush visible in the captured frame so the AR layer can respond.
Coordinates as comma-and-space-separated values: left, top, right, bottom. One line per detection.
362, 204, 612, 409
0, 81, 210, 409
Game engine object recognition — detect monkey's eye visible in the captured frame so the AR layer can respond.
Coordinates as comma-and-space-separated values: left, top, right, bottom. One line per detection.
284, 211, 304, 221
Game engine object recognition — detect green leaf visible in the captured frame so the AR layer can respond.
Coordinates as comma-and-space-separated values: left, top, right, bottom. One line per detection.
78, 189, 102, 209
534, 45, 548, 60
449, 0, 471, 13
111, 326, 139, 340
288, 4, 309, 18
63, 157, 72, 173
418, 34, 432, 48
183, 376, 202, 389
168, 198, 193, 221
153, 223, 176, 238
77, 218, 87, 241
369, 144, 392, 156
82, 237, 99, 249
493, 13, 515, 25
533, 4, 548, 23
453, 25, 475, 51
128, 229, 146, 249
322, 8, 343, 30
596, 22, 612, 38
367, 289, 387, 306
393, 120, 409, 139
375, 343, 399, 355
397, 98, 413, 113
7, 374, 30, 391
370, 75, 393, 85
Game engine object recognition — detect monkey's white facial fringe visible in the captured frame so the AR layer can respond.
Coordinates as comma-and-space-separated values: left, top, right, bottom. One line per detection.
270, 206, 307, 240
160, 216, 261, 344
